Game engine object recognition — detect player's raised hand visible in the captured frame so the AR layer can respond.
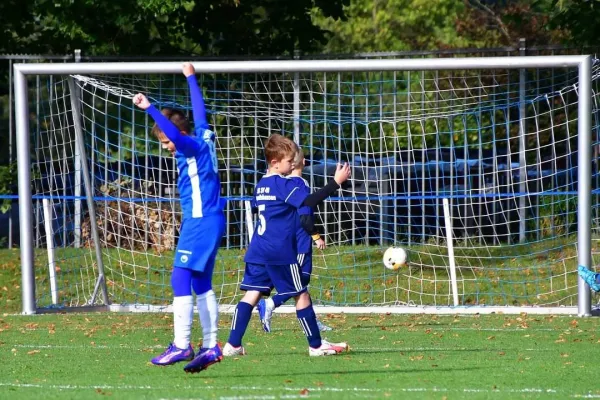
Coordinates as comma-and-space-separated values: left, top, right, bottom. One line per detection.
333, 162, 351, 185
133, 93, 151, 110
315, 238, 326, 250
182, 62, 196, 77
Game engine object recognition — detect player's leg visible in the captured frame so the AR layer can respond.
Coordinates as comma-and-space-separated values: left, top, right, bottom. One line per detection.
224, 263, 272, 356
300, 254, 332, 332
266, 262, 345, 355
258, 253, 308, 332
151, 266, 195, 366
578, 265, 600, 292
294, 291, 347, 356
193, 269, 218, 348
224, 290, 261, 356
184, 267, 221, 373
181, 215, 225, 372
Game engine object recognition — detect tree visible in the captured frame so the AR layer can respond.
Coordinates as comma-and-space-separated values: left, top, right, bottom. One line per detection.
0, 0, 347, 56
461, 0, 568, 47
311, 0, 567, 54
548, 0, 600, 47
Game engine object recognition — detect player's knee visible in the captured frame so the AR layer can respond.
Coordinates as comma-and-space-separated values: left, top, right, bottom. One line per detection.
294, 291, 311, 307
241, 290, 262, 306
191, 270, 213, 295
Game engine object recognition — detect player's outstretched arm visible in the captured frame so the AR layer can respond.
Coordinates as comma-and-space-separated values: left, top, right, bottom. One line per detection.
302, 162, 351, 209
182, 62, 209, 131
133, 93, 195, 152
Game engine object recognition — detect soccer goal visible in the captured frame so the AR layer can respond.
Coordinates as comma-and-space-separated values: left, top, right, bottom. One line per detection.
14, 56, 597, 316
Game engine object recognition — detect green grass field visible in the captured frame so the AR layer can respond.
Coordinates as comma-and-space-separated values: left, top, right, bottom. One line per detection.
1, 247, 600, 399
1, 312, 599, 399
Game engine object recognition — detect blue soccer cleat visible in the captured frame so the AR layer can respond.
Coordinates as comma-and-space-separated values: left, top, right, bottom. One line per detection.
151, 343, 194, 366
578, 265, 600, 292
183, 344, 223, 373
317, 319, 333, 332
257, 298, 274, 333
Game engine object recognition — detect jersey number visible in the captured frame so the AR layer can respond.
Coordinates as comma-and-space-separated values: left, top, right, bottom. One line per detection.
257, 204, 266, 236
203, 130, 219, 174
207, 140, 219, 174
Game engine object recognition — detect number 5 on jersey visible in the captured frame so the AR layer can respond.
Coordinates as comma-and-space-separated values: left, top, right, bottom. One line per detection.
257, 204, 266, 235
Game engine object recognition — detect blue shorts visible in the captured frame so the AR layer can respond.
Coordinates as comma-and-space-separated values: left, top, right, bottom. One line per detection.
174, 213, 225, 272
240, 262, 307, 296
297, 252, 312, 287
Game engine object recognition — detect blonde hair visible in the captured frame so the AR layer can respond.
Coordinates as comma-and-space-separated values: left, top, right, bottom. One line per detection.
151, 108, 191, 138
264, 134, 297, 164
293, 147, 304, 166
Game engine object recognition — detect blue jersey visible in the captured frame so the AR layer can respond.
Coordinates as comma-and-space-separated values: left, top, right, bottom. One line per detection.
174, 129, 222, 219
146, 75, 223, 220
291, 176, 313, 254
244, 174, 308, 265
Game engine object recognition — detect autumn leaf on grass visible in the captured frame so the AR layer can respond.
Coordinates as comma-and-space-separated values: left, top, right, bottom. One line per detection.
570, 319, 578, 328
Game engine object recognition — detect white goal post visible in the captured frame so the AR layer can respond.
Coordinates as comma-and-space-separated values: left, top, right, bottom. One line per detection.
14, 56, 594, 316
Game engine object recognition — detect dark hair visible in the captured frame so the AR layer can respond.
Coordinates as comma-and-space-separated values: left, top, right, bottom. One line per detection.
264, 134, 297, 164
151, 108, 191, 138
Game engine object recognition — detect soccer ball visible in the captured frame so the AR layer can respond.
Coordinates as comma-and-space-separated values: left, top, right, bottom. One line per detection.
383, 246, 407, 270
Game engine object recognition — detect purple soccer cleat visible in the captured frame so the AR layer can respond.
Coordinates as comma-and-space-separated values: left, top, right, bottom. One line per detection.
151, 343, 194, 366
183, 344, 223, 373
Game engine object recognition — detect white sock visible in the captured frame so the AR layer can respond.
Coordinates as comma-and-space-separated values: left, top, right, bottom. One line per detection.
196, 290, 219, 348
172, 295, 194, 349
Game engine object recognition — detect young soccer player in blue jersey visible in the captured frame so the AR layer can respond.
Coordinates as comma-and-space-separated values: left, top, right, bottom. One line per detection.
257, 147, 332, 333
133, 62, 225, 373
579, 265, 600, 292
223, 134, 350, 357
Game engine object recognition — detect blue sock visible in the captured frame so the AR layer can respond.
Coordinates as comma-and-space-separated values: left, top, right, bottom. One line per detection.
296, 305, 322, 348
228, 301, 254, 347
272, 293, 293, 308
595, 274, 600, 285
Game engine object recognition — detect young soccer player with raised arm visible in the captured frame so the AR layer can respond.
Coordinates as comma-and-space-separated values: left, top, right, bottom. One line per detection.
257, 147, 332, 333
133, 62, 225, 373
223, 134, 350, 357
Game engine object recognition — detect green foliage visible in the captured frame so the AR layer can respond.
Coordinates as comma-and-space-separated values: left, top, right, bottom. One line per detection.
0, 0, 347, 57
0, 162, 15, 214
549, 0, 600, 46
534, 193, 578, 237
311, 0, 479, 53
312, 0, 569, 54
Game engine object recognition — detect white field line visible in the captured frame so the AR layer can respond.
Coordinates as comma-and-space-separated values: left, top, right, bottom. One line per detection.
160, 396, 322, 400
0, 382, 597, 397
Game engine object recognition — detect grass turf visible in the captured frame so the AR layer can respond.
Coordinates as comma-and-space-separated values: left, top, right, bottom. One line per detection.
0, 312, 599, 399
1, 247, 599, 399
